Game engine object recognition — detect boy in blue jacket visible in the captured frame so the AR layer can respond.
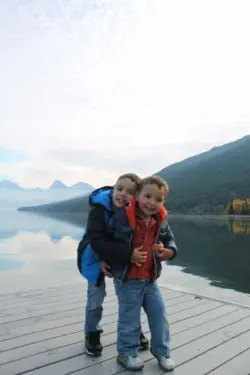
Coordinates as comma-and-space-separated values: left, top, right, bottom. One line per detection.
77, 173, 149, 356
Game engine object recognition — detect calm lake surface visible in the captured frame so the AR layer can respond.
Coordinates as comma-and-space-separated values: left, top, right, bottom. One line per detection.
0, 211, 249, 307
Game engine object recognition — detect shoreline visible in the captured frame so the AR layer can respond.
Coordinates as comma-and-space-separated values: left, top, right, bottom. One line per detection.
168, 213, 250, 219
16, 208, 250, 220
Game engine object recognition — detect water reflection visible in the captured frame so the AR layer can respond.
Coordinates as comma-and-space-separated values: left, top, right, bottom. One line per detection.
0, 212, 249, 303
168, 216, 250, 295
228, 218, 250, 234
0, 212, 85, 292
0, 211, 84, 242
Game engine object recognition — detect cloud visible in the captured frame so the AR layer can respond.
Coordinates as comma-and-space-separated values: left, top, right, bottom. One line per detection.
0, 147, 27, 163
0, 0, 250, 187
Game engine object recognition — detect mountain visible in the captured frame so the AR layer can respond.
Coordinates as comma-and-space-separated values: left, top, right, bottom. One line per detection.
0, 179, 94, 192
17, 136, 250, 214
70, 182, 93, 191
49, 180, 67, 190
0, 180, 94, 211
156, 135, 250, 213
48, 180, 94, 192
0, 179, 22, 190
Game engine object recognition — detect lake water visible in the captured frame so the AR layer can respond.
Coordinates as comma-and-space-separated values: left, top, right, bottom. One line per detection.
0, 211, 250, 307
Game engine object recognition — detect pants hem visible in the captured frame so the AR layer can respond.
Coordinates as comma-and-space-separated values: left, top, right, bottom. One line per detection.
151, 350, 170, 357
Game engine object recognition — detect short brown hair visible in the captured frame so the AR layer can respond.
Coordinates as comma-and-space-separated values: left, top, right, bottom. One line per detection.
116, 173, 141, 190
138, 175, 169, 195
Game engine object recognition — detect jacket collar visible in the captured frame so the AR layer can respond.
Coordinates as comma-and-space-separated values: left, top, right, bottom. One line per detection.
124, 198, 167, 229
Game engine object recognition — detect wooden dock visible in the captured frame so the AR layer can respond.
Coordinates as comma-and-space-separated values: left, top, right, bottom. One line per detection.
0, 281, 250, 375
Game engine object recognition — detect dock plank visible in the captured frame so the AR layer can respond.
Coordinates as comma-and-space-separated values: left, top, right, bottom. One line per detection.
0, 288, 182, 327
0, 283, 249, 375
0, 284, 182, 313
0, 292, 187, 341
0, 292, 110, 316
1, 286, 181, 315
208, 348, 250, 375
59, 312, 250, 375
0, 304, 228, 375
0, 296, 201, 364
0, 295, 189, 347
172, 329, 250, 375
0, 284, 85, 305
6, 306, 248, 375
171, 316, 250, 370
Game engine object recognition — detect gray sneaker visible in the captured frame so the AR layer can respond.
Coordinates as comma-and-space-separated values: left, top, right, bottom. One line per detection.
156, 355, 175, 371
117, 354, 144, 371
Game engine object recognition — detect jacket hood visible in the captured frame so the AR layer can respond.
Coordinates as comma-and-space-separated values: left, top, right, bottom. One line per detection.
89, 186, 113, 211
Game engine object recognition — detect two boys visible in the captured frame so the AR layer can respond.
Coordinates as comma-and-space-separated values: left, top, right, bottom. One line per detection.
79, 174, 177, 371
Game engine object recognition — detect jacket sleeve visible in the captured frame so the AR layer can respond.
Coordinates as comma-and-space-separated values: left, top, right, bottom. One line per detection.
86, 205, 133, 264
163, 221, 177, 260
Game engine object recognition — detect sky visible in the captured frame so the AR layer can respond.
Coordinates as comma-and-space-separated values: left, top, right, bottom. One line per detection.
0, 0, 250, 188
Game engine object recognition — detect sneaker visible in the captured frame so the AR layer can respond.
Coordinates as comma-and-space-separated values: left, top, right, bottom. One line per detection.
85, 332, 103, 357
117, 354, 144, 371
156, 355, 175, 371
139, 332, 149, 350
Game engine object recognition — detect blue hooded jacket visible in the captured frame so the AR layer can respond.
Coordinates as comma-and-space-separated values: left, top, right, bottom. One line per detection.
77, 186, 113, 285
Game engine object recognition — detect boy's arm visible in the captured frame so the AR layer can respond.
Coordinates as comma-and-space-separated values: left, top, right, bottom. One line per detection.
86, 205, 133, 264
154, 221, 177, 261
164, 222, 177, 259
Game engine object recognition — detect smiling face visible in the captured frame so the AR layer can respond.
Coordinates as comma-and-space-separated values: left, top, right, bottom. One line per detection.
136, 183, 167, 219
112, 177, 137, 209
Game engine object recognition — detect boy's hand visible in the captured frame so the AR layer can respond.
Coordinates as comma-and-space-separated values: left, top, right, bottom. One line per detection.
153, 242, 164, 256
100, 261, 113, 278
154, 245, 175, 261
131, 246, 147, 267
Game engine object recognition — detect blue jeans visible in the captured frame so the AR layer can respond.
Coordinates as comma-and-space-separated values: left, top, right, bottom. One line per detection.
85, 278, 106, 333
114, 279, 170, 357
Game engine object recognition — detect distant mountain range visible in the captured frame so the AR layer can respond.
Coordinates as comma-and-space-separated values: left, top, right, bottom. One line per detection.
0, 180, 94, 211
18, 135, 250, 214
0, 179, 93, 192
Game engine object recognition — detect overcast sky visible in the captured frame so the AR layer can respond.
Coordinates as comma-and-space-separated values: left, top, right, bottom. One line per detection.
0, 0, 249, 188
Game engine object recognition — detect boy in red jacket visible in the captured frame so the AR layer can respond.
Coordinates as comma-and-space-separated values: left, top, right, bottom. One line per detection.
104, 176, 177, 371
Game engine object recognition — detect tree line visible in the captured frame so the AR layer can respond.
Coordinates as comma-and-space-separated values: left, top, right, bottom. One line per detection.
227, 199, 250, 215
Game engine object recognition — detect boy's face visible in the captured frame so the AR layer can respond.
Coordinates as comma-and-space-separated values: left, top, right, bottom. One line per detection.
112, 178, 137, 209
137, 183, 166, 217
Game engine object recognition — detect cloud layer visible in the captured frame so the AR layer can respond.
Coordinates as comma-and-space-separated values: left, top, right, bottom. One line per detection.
0, 0, 249, 187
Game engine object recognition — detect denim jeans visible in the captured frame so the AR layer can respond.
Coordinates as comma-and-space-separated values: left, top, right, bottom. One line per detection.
114, 279, 170, 357
84, 278, 106, 333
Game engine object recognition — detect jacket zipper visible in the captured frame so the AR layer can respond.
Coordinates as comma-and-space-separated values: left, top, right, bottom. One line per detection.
152, 223, 163, 277
135, 219, 152, 278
